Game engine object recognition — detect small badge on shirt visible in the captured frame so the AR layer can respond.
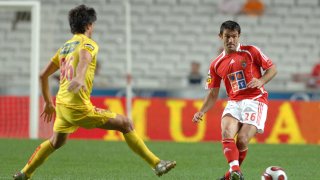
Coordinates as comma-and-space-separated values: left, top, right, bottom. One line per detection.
84, 44, 95, 52
240, 59, 247, 68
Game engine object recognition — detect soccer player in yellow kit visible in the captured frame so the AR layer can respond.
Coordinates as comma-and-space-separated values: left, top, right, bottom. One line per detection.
13, 4, 175, 180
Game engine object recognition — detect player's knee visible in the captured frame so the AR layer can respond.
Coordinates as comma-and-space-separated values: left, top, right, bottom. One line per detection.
222, 128, 233, 139
50, 137, 67, 149
120, 116, 134, 133
236, 134, 249, 149
52, 142, 65, 149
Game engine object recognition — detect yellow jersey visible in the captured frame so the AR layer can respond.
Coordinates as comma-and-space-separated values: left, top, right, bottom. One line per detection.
51, 34, 99, 108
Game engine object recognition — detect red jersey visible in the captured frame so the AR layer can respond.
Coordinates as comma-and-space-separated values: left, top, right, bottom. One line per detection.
206, 44, 274, 104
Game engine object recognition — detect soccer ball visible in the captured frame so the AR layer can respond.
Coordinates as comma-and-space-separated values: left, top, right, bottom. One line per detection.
261, 166, 287, 180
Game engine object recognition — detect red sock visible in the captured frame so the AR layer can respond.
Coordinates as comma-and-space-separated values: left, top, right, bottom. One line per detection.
222, 139, 240, 172
239, 149, 248, 166
222, 138, 239, 163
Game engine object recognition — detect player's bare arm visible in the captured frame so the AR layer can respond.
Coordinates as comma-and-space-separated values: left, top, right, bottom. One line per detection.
192, 88, 219, 123
68, 49, 92, 93
40, 61, 59, 123
247, 65, 277, 89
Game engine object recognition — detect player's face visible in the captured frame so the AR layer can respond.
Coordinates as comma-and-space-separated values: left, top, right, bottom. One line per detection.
220, 29, 240, 54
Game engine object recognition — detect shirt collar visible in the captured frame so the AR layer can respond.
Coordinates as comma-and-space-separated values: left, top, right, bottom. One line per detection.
236, 43, 241, 51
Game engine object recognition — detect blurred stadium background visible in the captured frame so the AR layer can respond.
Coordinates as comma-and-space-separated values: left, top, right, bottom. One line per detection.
0, 0, 320, 179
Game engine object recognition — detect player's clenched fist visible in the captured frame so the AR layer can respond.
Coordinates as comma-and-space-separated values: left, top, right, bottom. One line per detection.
192, 111, 204, 123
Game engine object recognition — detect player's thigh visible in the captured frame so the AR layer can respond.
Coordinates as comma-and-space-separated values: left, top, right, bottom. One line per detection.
221, 100, 242, 138
237, 124, 257, 144
54, 105, 79, 133
77, 107, 118, 129
98, 114, 133, 132
221, 114, 242, 139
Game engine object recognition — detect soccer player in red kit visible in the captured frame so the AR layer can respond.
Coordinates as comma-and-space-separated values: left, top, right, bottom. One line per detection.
192, 20, 277, 180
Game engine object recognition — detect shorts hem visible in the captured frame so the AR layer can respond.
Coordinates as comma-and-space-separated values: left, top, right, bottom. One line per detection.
241, 122, 264, 134
222, 112, 240, 122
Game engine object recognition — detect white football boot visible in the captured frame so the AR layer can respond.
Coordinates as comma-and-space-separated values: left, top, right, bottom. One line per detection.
154, 160, 176, 177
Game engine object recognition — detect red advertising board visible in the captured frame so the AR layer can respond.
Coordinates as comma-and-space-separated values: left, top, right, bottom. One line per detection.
0, 96, 319, 144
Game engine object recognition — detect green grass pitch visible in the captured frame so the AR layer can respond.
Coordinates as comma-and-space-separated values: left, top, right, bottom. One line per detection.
0, 139, 319, 180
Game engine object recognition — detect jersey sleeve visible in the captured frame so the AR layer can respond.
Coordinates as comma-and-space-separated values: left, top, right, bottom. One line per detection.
251, 46, 274, 70
51, 48, 61, 67
205, 64, 221, 89
81, 39, 98, 58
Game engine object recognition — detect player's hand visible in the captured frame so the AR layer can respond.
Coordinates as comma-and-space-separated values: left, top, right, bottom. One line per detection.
41, 102, 56, 123
192, 111, 204, 123
247, 78, 264, 89
68, 77, 87, 93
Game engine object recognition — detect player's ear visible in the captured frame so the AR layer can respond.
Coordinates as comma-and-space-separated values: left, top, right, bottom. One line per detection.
219, 33, 223, 39
86, 23, 93, 31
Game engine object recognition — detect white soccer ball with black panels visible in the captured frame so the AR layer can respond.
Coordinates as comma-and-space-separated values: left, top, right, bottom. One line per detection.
261, 166, 287, 180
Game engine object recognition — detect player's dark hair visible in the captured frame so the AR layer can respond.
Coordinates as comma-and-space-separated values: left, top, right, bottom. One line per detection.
68, 4, 97, 34
219, 20, 241, 35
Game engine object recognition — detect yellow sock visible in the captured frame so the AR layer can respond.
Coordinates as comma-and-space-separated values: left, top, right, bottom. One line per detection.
22, 140, 55, 177
124, 130, 160, 168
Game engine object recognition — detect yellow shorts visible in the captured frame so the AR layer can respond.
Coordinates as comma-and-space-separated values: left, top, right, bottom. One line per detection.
53, 104, 117, 133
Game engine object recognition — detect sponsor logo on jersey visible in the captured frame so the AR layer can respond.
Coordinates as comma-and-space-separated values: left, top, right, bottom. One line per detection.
227, 70, 247, 92
60, 41, 80, 55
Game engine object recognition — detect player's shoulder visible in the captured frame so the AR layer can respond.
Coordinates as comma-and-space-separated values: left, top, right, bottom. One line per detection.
239, 44, 261, 53
240, 44, 271, 61
72, 34, 97, 46
210, 51, 226, 66
86, 37, 98, 45
79, 35, 98, 53
84, 39, 98, 51
82, 36, 98, 47
240, 44, 257, 50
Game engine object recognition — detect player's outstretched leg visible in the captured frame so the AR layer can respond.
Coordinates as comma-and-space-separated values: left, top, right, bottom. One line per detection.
123, 130, 176, 176
13, 140, 55, 179
13, 133, 67, 179
99, 114, 176, 176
